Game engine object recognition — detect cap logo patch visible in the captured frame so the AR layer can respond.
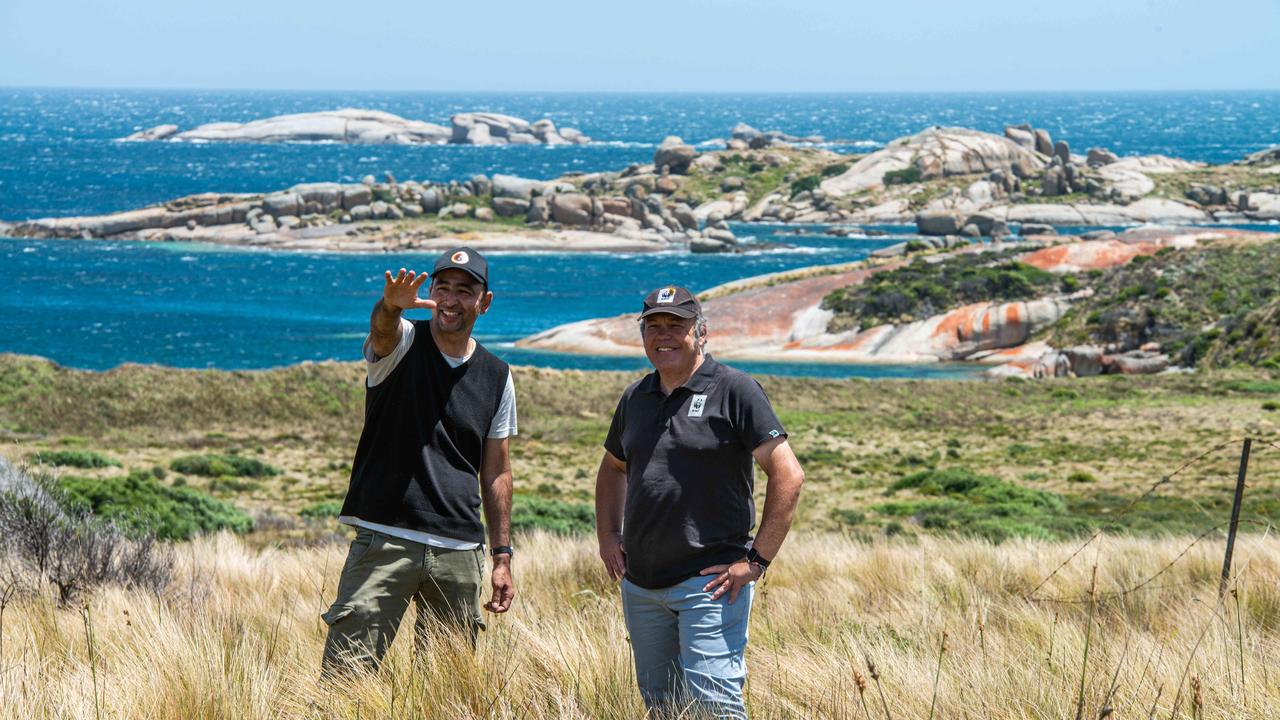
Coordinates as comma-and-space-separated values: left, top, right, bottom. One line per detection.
451, 251, 469, 264
688, 394, 707, 418
657, 287, 676, 304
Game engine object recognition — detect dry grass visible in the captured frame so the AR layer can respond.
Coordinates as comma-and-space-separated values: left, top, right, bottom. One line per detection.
3, 531, 1280, 719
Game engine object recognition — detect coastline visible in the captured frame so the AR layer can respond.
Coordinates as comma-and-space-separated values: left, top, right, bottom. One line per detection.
5, 122, 1277, 256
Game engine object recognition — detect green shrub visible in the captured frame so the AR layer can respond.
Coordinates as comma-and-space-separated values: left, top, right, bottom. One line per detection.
821, 163, 851, 178
822, 252, 1068, 329
58, 470, 253, 541
879, 468, 1074, 542
207, 477, 261, 494
790, 175, 821, 197
1067, 471, 1098, 484
300, 500, 343, 519
171, 454, 280, 478
1225, 380, 1280, 394
511, 495, 594, 535
31, 449, 120, 469
830, 508, 866, 527
883, 166, 922, 185
1263, 401, 1279, 412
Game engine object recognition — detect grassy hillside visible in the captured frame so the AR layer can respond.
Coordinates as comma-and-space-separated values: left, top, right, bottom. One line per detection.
2, 354, 1279, 545
1045, 240, 1280, 367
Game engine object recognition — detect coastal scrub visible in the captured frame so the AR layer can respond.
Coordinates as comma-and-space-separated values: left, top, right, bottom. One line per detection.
1045, 239, 1280, 366
822, 251, 1071, 330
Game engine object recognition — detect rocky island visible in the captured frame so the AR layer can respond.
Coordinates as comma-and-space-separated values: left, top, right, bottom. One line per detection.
121, 108, 591, 146
14, 123, 1279, 254
6, 122, 1279, 379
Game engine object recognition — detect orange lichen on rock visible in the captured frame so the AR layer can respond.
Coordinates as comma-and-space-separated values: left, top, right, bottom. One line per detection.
1020, 241, 1149, 272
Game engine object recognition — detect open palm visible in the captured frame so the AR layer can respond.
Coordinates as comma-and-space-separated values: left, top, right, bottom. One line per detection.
382, 268, 436, 311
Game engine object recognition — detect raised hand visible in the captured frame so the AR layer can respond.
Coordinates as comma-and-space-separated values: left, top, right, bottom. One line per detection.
382, 268, 436, 311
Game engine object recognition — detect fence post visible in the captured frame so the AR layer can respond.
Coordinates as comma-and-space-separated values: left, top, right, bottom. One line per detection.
1219, 437, 1252, 598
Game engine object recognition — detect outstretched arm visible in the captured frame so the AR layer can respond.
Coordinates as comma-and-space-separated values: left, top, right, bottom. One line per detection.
369, 268, 435, 359
480, 437, 515, 613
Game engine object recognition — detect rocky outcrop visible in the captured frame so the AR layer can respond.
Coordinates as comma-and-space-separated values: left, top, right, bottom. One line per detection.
1087, 148, 1119, 167
1015, 226, 1263, 274
121, 108, 588, 146
914, 198, 1211, 235
1241, 192, 1280, 220
729, 123, 824, 149
654, 137, 698, 174
7, 163, 739, 253
1094, 155, 1201, 199
449, 112, 589, 146
821, 127, 1044, 196
519, 225, 1276, 369
988, 346, 1172, 379
1241, 146, 1280, 166
992, 199, 1208, 226
518, 259, 1072, 364
492, 174, 548, 199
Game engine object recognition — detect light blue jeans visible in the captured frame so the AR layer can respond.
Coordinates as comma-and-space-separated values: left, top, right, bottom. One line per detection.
621, 574, 754, 719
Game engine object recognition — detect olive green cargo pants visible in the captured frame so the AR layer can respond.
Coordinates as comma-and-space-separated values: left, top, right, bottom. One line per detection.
321, 528, 485, 674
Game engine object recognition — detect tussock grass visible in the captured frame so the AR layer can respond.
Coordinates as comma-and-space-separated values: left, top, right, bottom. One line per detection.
3, 532, 1280, 718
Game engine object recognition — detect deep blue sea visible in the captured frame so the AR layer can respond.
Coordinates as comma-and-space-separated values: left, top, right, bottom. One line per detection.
2, 89, 1278, 377
0, 226, 989, 378
3, 89, 1278, 219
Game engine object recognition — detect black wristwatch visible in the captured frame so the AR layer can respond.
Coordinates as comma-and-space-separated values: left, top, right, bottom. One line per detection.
745, 547, 771, 576
490, 545, 514, 558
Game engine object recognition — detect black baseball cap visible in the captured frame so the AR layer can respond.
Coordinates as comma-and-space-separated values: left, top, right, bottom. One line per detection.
640, 285, 701, 320
432, 246, 488, 286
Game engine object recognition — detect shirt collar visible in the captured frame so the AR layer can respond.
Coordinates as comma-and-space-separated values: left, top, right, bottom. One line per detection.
641, 354, 720, 395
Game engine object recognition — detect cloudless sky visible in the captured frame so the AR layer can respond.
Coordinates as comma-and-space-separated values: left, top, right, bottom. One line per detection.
2, 0, 1276, 92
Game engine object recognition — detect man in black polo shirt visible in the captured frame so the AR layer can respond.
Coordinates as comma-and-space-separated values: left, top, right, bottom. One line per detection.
321, 246, 517, 675
595, 286, 805, 719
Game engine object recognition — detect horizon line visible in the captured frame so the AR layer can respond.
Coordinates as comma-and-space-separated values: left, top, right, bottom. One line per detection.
3, 84, 1279, 95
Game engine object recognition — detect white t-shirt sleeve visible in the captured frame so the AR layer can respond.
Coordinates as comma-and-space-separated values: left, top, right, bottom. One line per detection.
487, 371, 518, 439
363, 316, 414, 388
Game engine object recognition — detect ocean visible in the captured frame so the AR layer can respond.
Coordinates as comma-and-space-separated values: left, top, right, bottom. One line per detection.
2, 89, 1277, 376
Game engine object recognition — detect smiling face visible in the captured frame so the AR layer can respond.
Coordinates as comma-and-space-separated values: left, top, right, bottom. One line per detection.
429, 268, 491, 338
641, 312, 701, 374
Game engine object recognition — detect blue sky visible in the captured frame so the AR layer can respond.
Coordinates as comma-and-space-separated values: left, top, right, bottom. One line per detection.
2, 0, 1276, 91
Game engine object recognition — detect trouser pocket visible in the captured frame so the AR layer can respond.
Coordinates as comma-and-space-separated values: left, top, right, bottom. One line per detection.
321, 604, 356, 626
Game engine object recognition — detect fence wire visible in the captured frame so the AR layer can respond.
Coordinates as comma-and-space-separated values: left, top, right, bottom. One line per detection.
1025, 436, 1277, 604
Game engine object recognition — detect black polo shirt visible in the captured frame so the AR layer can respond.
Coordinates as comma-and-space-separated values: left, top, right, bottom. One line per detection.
604, 355, 787, 589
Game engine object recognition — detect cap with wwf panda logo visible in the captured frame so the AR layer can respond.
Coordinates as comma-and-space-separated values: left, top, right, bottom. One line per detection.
640, 285, 701, 320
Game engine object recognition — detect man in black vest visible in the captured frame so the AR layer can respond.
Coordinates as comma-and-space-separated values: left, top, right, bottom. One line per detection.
596, 286, 805, 719
321, 246, 516, 674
